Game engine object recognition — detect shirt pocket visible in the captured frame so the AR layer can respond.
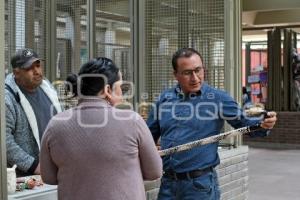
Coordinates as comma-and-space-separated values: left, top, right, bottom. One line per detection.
172, 103, 194, 127
195, 102, 219, 121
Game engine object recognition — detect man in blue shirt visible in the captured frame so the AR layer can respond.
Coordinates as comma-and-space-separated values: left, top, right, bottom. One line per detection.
146, 48, 277, 200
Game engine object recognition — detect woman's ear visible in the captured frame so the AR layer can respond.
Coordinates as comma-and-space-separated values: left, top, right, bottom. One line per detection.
106, 85, 113, 95
105, 84, 113, 98
105, 84, 116, 105
99, 84, 111, 99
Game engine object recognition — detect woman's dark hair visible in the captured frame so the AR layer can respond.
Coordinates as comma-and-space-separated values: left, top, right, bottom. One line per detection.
66, 57, 120, 97
65, 73, 78, 97
171, 48, 204, 71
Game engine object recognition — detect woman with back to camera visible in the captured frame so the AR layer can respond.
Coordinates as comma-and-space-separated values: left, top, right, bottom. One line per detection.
40, 57, 162, 200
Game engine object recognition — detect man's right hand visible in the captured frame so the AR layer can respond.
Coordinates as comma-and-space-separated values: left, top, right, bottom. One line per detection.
260, 111, 277, 129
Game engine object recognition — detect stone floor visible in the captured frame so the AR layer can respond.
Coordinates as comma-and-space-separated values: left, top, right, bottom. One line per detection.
248, 148, 300, 200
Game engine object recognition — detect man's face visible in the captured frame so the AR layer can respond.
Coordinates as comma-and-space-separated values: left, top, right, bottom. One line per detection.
13, 61, 43, 91
174, 54, 205, 94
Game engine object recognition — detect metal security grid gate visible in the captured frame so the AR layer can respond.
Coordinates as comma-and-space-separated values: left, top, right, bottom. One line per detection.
5, 0, 132, 82
5, 0, 132, 103
54, 0, 132, 82
55, 0, 88, 80
4, 0, 234, 108
5, 0, 49, 75
94, 0, 132, 84
142, 0, 226, 103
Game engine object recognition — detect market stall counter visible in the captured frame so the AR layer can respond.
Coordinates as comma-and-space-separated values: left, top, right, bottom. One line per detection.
8, 176, 57, 200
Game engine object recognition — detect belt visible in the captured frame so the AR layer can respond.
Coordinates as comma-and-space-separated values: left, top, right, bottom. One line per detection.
163, 167, 213, 180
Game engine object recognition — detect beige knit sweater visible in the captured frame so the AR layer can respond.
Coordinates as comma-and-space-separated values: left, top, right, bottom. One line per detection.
40, 98, 162, 200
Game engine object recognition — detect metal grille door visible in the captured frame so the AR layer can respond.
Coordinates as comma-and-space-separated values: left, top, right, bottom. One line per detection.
5, 0, 48, 74
143, 0, 225, 101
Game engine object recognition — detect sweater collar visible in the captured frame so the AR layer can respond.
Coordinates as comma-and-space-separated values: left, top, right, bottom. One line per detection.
78, 97, 111, 108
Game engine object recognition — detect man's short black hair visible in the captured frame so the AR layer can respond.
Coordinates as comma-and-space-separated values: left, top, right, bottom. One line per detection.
171, 48, 204, 71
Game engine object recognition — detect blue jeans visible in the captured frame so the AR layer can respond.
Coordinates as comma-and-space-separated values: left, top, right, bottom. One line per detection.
157, 169, 220, 200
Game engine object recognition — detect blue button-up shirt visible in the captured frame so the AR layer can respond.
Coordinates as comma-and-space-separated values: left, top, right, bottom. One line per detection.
146, 83, 269, 173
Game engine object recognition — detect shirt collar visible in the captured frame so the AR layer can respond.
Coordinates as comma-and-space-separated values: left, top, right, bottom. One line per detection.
78, 97, 111, 108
